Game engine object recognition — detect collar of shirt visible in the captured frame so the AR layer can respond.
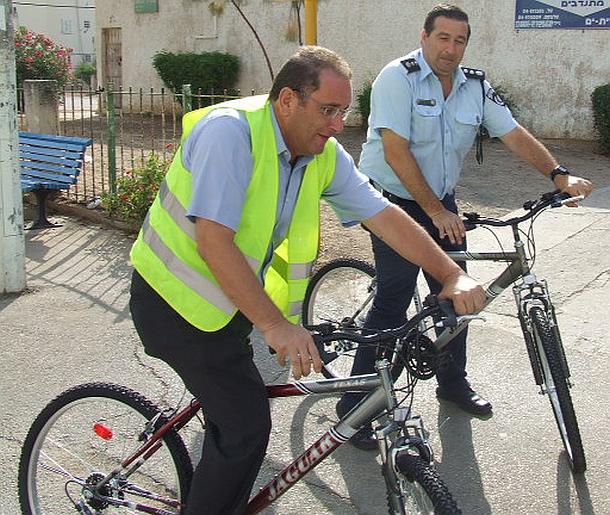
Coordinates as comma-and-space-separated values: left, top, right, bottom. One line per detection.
413, 48, 468, 91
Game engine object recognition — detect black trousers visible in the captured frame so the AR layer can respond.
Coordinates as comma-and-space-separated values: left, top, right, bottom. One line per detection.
129, 270, 271, 514
342, 193, 469, 411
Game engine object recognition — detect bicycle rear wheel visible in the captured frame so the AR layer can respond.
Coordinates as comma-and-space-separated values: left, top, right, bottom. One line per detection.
303, 259, 376, 379
389, 453, 461, 514
19, 382, 193, 514
530, 307, 586, 473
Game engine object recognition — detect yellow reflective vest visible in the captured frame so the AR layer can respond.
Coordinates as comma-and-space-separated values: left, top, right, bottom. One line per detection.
130, 95, 337, 331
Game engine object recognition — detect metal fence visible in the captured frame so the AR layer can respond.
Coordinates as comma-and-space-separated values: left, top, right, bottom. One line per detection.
52, 84, 255, 205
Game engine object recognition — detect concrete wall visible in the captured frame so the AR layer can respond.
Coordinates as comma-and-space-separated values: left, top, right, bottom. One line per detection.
95, 0, 610, 139
15, 0, 96, 68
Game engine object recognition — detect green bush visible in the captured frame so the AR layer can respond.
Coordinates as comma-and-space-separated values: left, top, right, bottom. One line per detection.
15, 26, 72, 87
73, 62, 96, 83
152, 51, 240, 103
356, 81, 372, 127
102, 154, 171, 224
592, 84, 610, 155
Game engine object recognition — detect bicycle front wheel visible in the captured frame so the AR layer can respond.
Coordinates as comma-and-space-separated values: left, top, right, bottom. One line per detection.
303, 259, 376, 379
530, 307, 586, 473
19, 382, 193, 514
389, 453, 461, 515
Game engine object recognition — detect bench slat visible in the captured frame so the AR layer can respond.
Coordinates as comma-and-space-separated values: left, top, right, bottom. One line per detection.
20, 139, 91, 154
21, 178, 71, 191
21, 160, 81, 176
20, 168, 78, 184
19, 131, 92, 147
20, 147, 85, 162
20, 153, 84, 170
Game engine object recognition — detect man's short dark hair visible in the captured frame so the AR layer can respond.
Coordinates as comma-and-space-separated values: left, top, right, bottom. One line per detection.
424, 3, 471, 40
269, 46, 352, 101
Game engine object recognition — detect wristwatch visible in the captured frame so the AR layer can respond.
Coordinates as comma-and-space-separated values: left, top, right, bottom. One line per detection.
550, 165, 570, 182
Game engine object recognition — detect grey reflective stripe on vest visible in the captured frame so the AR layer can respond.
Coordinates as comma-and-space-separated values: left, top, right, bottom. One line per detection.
140, 188, 260, 315
271, 251, 314, 281
158, 180, 196, 239
155, 180, 260, 271
290, 262, 314, 280
289, 301, 303, 317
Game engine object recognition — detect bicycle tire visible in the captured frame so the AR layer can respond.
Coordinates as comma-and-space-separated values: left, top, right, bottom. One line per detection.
19, 382, 194, 514
303, 258, 377, 379
389, 453, 461, 514
530, 307, 587, 473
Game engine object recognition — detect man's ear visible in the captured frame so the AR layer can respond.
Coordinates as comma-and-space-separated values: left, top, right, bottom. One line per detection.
276, 87, 299, 117
420, 28, 427, 45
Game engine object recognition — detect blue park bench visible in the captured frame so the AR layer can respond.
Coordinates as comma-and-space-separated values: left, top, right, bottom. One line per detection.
19, 132, 92, 230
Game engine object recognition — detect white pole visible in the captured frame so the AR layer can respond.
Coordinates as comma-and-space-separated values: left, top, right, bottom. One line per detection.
0, 0, 26, 294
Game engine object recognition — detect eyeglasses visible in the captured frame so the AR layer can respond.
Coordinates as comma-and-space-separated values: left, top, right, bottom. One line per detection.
298, 92, 351, 122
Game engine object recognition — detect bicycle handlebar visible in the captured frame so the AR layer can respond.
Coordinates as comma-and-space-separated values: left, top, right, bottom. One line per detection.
462, 190, 577, 231
308, 295, 456, 354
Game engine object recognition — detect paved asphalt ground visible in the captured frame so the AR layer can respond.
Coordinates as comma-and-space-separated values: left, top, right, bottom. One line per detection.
1, 187, 608, 514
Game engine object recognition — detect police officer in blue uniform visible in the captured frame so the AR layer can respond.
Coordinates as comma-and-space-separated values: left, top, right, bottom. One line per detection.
338, 3, 593, 450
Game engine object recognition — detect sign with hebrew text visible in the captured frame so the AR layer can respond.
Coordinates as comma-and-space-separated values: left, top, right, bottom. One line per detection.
515, 0, 610, 28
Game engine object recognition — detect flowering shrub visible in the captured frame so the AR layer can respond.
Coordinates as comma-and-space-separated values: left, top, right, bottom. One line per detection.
102, 153, 172, 224
15, 26, 72, 87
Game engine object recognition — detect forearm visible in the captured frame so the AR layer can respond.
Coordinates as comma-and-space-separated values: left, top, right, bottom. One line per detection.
500, 125, 557, 177
499, 125, 593, 205
195, 220, 284, 332
381, 129, 444, 217
363, 205, 464, 284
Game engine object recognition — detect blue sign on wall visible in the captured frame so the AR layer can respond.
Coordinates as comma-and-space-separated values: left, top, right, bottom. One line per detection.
515, 0, 610, 28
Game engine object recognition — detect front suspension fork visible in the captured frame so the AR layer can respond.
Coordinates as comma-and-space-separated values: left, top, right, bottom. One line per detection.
514, 277, 572, 392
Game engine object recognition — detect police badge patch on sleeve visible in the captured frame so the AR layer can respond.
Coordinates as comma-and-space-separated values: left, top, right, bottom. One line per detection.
486, 87, 506, 106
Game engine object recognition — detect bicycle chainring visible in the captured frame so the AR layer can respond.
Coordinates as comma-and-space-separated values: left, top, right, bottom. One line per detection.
401, 333, 438, 380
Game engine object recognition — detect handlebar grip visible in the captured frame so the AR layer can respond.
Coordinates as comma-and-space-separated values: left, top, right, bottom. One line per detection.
437, 300, 458, 327
424, 295, 458, 327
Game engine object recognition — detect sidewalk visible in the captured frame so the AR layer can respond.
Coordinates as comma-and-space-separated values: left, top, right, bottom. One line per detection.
1, 187, 608, 514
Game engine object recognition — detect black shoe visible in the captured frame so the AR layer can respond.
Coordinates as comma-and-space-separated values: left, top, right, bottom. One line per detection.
335, 400, 378, 451
436, 385, 493, 416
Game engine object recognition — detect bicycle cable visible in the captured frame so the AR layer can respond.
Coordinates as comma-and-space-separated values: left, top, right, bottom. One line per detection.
64, 479, 83, 512
481, 223, 507, 254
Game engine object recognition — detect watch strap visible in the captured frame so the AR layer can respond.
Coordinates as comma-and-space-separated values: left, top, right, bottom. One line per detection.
550, 165, 569, 182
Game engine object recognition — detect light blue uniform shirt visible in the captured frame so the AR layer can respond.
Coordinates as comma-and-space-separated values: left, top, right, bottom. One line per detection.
182, 105, 388, 277
359, 49, 518, 200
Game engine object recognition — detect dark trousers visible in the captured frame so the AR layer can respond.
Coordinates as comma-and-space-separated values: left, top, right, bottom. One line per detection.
129, 270, 271, 515
341, 194, 469, 411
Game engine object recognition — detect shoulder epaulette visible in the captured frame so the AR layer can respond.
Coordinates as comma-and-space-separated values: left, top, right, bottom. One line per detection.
400, 58, 421, 74
461, 66, 485, 80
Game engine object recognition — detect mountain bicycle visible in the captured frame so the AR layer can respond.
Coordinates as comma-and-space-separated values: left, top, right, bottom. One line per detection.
19, 297, 464, 514
303, 190, 587, 474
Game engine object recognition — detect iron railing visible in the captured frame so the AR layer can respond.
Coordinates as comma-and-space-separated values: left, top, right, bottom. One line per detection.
21, 84, 255, 205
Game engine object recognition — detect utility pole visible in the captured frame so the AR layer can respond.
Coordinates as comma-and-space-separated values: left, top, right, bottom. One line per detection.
304, 0, 317, 45
0, 0, 26, 294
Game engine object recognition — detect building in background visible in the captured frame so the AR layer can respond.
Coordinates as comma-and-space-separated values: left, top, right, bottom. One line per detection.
14, 0, 96, 68
95, 0, 610, 139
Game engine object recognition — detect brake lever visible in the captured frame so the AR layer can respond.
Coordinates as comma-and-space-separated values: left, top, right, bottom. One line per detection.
435, 313, 486, 328
557, 194, 584, 206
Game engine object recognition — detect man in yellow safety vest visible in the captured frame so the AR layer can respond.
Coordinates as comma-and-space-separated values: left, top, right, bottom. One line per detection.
129, 45, 485, 514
